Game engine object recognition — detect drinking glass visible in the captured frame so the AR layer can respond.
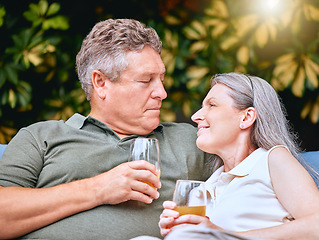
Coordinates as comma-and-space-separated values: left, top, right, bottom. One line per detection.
129, 137, 160, 187
173, 180, 207, 216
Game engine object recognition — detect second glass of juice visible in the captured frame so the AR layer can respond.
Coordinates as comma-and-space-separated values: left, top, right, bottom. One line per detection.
173, 180, 207, 216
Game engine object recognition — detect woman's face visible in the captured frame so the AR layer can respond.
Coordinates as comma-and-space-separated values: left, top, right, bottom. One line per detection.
191, 83, 243, 154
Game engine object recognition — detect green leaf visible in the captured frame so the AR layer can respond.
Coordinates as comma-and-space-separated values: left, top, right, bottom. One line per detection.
53, 15, 69, 30
42, 15, 69, 30
175, 56, 186, 69
42, 19, 51, 30
8, 89, 17, 108
21, 29, 34, 47
1, 91, 8, 105
38, 0, 48, 16
24, 3, 41, 24
4, 64, 19, 85
23, 10, 39, 23
47, 3, 60, 16
27, 34, 44, 49
0, 69, 6, 88
22, 55, 31, 68
33, 19, 42, 28
29, 3, 40, 15
0, 6, 5, 27
47, 35, 62, 45
13, 53, 24, 65
58, 70, 69, 82
17, 81, 32, 107
11, 34, 24, 49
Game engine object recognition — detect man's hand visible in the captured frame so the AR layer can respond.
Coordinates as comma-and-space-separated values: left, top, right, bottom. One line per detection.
0, 160, 161, 239
90, 160, 161, 205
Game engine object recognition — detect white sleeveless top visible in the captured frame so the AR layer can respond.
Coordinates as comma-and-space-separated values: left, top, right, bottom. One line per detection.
204, 147, 293, 231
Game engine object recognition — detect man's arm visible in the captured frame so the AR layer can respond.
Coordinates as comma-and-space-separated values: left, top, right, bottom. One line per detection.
0, 160, 161, 239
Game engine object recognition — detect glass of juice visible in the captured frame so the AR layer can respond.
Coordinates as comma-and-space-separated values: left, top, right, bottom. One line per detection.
173, 180, 206, 216
129, 137, 160, 188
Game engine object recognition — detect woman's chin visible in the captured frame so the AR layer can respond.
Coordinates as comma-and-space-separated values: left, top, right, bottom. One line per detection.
196, 139, 208, 152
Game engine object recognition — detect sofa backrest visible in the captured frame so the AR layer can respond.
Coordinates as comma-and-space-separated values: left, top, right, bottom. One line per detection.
300, 151, 319, 172
0, 143, 318, 173
0, 144, 6, 159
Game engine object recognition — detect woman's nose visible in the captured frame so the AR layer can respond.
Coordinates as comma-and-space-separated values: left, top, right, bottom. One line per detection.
191, 108, 205, 123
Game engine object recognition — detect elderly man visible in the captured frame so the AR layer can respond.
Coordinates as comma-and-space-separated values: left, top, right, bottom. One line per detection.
0, 19, 212, 239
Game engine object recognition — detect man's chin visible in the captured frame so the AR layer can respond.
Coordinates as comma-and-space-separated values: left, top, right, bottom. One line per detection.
140, 119, 160, 134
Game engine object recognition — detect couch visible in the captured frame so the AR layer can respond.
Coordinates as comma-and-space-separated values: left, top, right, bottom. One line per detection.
0, 144, 318, 181
0, 144, 6, 159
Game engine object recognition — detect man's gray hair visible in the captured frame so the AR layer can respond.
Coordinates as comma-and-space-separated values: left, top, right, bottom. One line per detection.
76, 18, 162, 100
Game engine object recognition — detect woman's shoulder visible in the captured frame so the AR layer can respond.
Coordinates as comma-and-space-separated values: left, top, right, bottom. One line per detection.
267, 146, 296, 171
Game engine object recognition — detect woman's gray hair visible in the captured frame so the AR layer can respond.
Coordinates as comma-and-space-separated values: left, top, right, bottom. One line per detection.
207, 72, 302, 171
76, 18, 162, 100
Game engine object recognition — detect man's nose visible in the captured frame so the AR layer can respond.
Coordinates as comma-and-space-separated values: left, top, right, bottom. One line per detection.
152, 80, 167, 100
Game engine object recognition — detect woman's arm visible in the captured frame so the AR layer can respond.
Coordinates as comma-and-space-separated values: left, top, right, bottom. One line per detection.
240, 147, 319, 239
159, 147, 319, 239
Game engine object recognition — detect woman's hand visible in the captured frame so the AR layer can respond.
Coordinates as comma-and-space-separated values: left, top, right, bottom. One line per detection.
158, 201, 179, 237
159, 201, 223, 237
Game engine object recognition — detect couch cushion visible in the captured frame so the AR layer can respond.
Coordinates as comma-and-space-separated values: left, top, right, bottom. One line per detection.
0, 144, 6, 159
299, 151, 319, 172
0, 144, 317, 171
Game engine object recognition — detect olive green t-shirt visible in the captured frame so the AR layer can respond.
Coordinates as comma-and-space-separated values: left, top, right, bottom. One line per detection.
0, 113, 213, 240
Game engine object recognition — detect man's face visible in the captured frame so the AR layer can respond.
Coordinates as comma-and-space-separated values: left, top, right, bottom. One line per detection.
103, 46, 167, 137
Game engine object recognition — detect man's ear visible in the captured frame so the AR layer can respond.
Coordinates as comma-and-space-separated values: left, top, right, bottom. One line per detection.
91, 70, 108, 100
240, 107, 257, 129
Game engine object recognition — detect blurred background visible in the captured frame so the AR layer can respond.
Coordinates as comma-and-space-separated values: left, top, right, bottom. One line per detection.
0, 0, 318, 151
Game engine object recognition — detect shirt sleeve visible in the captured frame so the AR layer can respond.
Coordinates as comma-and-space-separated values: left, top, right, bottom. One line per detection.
0, 128, 44, 188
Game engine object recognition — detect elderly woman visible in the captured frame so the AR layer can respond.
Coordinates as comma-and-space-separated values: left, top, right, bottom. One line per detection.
159, 73, 319, 240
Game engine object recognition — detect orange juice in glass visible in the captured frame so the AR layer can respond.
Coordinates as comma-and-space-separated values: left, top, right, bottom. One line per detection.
173, 180, 207, 217
129, 137, 160, 188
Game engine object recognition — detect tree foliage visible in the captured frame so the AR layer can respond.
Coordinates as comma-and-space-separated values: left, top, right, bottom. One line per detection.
157, 0, 319, 125
0, 0, 318, 149
0, 0, 88, 143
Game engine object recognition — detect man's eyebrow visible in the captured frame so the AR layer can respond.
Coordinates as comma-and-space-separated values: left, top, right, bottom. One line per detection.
138, 71, 166, 78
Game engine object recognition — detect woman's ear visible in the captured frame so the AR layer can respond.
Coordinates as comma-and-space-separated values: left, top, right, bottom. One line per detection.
240, 107, 257, 129
91, 70, 108, 99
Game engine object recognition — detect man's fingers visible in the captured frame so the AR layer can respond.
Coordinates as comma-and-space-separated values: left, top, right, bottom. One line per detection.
127, 161, 161, 189
128, 160, 158, 173
129, 190, 154, 204
130, 180, 160, 200
96, 161, 161, 204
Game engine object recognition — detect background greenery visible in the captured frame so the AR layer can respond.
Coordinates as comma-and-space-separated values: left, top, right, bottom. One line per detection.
0, 0, 318, 150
